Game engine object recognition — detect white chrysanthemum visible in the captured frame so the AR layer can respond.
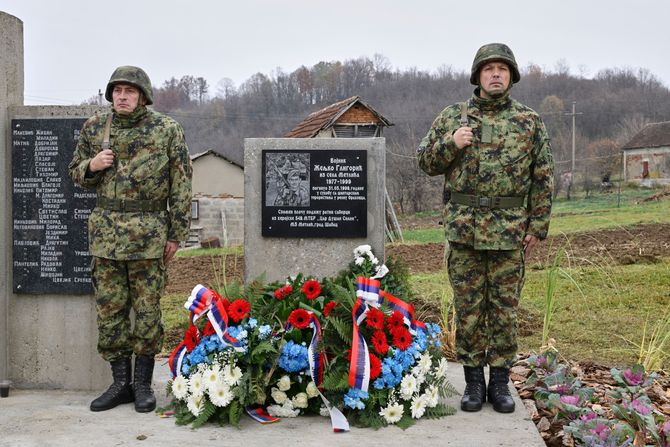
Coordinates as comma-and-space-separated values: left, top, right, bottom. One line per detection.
319, 406, 330, 417
223, 365, 243, 386
187, 393, 205, 416
292, 392, 309, 409
267, 401, 300, 418
434, 358, 449, 379
171, 375, 189, 400
354, 256, 366, 266
424, 385, 439, 408
400, 374, 418, 400
411, 366, 427, 386
306, 381, 320, 398
418, 352, 432, 372
277, 375, 291, 392
369, 255, 379, 265
411, 394, 427, 419
379, 402, 404, 424
353, 245, 372, 257
188, 371, 205, 397
209, 381, 233, 407
271, 387, 288, 405
203, 364, 221, 393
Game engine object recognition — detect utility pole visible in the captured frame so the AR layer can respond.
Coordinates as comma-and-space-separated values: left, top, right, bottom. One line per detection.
564, 101, 583, 199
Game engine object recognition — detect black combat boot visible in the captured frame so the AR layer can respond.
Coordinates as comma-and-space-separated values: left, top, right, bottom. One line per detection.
90, 357, 134, 411
460, 366, 486, 411
488, 367, 516, 413
133, 355, 156, 413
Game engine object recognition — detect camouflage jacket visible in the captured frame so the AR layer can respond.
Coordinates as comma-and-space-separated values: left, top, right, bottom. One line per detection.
69, 106, 192, 260
417, 90, 554, 250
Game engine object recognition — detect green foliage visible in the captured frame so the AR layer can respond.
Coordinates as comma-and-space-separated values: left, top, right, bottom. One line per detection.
424, 403, 457, 418
395, 414, 416, 430
251, 341, 277, 363
228, 400, 242, 427
327, 316, 352, 345
321, 370, 349, 392
191, 400, 217, 429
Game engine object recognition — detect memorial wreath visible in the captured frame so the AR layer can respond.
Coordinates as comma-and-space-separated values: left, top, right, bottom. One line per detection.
161, 245, 457, 431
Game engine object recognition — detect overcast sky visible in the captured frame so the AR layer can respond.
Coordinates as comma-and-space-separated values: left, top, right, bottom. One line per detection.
2, 0, 669, 105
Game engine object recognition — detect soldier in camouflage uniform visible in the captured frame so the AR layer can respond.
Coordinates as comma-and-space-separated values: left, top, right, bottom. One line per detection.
69, 66, 192, 413
417, 44, 554, 413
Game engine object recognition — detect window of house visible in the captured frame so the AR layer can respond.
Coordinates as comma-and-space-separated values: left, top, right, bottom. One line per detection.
191, 200, 199, 220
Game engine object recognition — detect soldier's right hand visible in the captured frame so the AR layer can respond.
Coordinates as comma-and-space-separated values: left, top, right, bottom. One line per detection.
453, 126, 473, 149
89, 149, 114, 172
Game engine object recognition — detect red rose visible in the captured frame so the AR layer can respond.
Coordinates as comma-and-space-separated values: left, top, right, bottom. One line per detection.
364, 308, 385, 330
323, 301, 337, 317
386, 311, 405, 331
391, 327, 412, 351
287, 308, 311, 329
371, 330, 389, 355
228, 299, 250, 323
302, 279, 322, 300
369, 353, 382, 380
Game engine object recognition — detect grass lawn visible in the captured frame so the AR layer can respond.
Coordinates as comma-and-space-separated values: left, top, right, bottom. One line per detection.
403, 186, 669, 244
409, 258, 670, 368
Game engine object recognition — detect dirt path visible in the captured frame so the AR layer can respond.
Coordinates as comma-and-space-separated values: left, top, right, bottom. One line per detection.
166, 223, 670, 295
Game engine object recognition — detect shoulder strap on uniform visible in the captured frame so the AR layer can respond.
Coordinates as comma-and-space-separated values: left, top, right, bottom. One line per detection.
460, 101, 468, 127
101, 114, 112, 150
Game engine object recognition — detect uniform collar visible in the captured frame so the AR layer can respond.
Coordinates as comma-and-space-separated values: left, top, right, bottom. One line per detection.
471, 88, 512, 112
112, 105, 148, 128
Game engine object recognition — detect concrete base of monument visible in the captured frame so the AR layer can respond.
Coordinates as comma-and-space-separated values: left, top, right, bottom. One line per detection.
0, 362, 545, 447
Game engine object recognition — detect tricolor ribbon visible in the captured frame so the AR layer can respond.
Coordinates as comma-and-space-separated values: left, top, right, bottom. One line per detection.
285, 312, 350, 432
207, 295, 245, 352
184, 284, 218, 322
168, 341, 188, 378
244, 406, 279, 424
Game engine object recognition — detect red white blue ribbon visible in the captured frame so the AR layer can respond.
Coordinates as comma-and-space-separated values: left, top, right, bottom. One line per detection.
168, 341, 188, 378
244, 406, 279, 424
185, 284, 217, 322
207, 297, 245, 352
380, 290, 427, 332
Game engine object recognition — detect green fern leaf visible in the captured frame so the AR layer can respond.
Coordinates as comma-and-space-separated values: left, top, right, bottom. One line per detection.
395, 413, 416, 430
328, 316, 352, 344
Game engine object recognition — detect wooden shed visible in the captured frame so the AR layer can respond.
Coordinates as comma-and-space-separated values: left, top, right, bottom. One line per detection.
285, 95, 393, 138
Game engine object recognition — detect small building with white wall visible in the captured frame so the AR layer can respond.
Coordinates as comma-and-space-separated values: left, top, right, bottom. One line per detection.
622, 121, 670, 186
190, 150, 244, 246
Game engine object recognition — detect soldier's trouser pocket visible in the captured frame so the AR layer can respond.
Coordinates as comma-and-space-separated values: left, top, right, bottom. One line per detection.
128, 258, 165, 357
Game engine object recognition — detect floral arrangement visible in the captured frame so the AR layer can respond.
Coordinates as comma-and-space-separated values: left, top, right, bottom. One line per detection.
161, 245, 457, 431
526, 350, 668, 446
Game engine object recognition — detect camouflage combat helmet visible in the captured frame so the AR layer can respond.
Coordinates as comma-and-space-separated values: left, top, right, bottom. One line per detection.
105, 65, 154, 105
470, 43, 521, 85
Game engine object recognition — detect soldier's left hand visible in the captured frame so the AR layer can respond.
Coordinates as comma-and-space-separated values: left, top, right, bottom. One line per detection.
163, 240, 180, 263
523, 235, 539, 258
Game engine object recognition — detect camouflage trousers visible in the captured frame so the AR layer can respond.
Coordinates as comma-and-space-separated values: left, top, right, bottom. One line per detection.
92, 257, 166, 362
446, 242, 525, 369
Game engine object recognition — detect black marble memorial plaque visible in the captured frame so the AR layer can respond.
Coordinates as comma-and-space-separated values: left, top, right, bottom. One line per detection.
262, 149, 367, 237
12, 118, 95, 294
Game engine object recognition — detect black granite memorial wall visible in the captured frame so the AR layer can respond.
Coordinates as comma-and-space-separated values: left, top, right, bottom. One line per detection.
12, 118, 95, 294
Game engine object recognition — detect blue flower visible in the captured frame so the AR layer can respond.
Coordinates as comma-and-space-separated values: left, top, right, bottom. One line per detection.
247, 318, 258, 329
278, 340, 309, 373
343, 387, 368, 409
258, 325, 271, 340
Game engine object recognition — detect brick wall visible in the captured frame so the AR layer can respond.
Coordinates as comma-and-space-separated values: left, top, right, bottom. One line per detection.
192, 197, 244, 246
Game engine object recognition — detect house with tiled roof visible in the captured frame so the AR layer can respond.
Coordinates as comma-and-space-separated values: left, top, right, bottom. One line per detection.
622, 121, 670, 185
285, 96, 393, 138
